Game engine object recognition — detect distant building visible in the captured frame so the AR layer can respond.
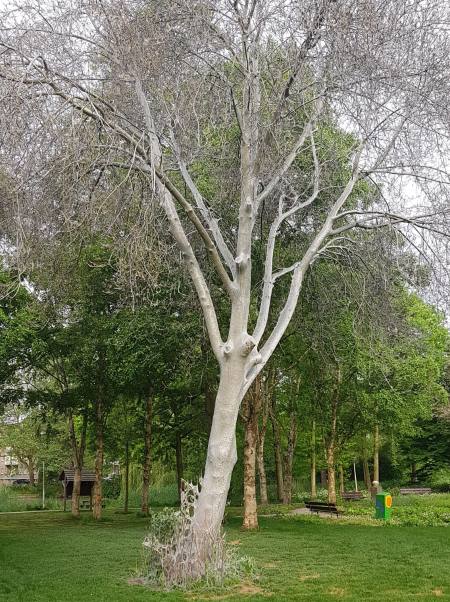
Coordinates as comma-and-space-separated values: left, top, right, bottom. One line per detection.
0, 448, 33, 486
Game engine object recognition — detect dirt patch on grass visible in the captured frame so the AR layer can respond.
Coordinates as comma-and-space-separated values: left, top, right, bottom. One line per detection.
431, 589, 444, 597
328, 586, 346, 597
299, 573, 320, 582
127, 577, 147, 586
188, 582, 272, 600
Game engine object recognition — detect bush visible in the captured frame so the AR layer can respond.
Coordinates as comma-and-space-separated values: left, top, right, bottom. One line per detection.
430, 468, 450, 492
296, 488, 329, 503
103, 475, 121, 499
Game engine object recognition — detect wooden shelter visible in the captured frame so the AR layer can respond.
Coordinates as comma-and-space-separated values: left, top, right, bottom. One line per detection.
59, 469, 96, 511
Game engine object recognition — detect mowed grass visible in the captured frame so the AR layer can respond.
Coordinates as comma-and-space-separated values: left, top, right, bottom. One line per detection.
1, 510, 450, 601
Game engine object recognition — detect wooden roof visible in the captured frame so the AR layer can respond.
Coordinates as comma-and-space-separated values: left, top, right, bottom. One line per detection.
59, 469, 96, 482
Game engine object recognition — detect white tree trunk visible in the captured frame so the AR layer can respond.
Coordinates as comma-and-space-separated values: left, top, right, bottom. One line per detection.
192, 356, 247, 536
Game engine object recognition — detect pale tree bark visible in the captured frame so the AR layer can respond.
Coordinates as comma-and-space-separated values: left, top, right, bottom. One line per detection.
141, 391, 153, 515
311, 419, 317, 498
241, 375, 262, 530
68, 410, 88, 518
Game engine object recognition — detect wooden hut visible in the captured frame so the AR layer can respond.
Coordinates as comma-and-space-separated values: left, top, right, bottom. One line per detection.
59, 469, 96, 511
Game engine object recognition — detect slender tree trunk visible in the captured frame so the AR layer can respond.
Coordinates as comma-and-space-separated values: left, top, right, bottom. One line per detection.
175, 433, 183, 502
326, 382, 339, 504
93, 396, 104, 520
311, 419, 317, 498
68, 410, 88, 518
362, 440, 372, 490
411, 463, 417, 484
141, 391, 153, 515
363, 458, 371, 490
283, 412, 298, 504
326, 443, 337, 504
124, 439, 130, 513
373, 423, 380, 483
270, 400, 285, 503
256, 371, 271, 505
72, 467, 81, 514
242, 376, 261, 530
339, 465, 345, 495
256, 429, 268, 505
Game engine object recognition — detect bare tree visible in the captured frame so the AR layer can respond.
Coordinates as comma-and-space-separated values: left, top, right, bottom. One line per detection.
1, 0, 450, 576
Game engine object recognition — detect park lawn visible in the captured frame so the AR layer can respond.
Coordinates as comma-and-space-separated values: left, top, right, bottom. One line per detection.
1, 511, 450, 601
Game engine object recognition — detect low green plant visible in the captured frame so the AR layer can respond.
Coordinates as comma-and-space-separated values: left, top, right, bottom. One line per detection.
430, 467, 450, 492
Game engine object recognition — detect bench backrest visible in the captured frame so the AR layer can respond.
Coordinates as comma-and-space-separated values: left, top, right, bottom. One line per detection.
305, 501, 339, 513
342, 492, 364, 500
399, 487, 432, 495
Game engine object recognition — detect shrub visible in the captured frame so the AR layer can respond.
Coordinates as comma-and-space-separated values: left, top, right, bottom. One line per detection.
430, 468, 450, 492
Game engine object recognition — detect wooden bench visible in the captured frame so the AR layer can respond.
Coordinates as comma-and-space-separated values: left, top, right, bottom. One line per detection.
342, 491, 364, 501
305, 500, 340, 517
399, 487, 432, 495
79, 499, 106, 509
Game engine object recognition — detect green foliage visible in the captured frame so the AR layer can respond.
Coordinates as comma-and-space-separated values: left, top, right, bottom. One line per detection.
342, 493, 450, 527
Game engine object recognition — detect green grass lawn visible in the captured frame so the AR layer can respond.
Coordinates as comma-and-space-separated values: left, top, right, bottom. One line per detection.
1, 510, 450, 601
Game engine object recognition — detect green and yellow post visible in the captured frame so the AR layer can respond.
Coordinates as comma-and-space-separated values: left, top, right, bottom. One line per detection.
375, 492, 393, 520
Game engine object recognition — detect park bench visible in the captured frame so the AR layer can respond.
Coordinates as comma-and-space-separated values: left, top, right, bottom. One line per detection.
341, 491, 364, 501
79, 499, 106, 509
305, 500, 340, 517
399, 487, 432, 495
